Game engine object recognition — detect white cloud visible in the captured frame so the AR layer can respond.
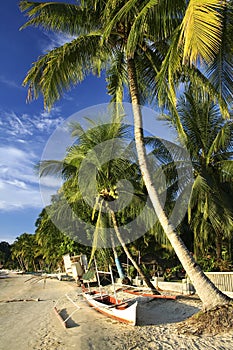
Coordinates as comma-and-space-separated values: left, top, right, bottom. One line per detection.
0, 105, 66, 212
39, 175, 62, 189
6, 179, 27, 189
0, 75, 21, 89
0, 144, 63, 212
0, 185, 42, 211
16, 139, 27, 144
41, 32, 76, 53
0, 146, 41, 211
0, 146, 36, 169
1, 109, 64, 141
63, 93, 74, 101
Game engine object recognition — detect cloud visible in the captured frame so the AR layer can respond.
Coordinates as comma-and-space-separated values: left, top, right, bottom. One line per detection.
5, 111, 33, 137
41, 32, 76, 53
6, 179, 27, 189
0, 146, 40, 211
0, 179, 42, 212
0, 75, 21, 89
0, 108, 64, 144
0, 141, 63, 212
0, 146, 39, 187
63, 93, 74, 101
0, 106, 65, 212
39, 175, 62, 189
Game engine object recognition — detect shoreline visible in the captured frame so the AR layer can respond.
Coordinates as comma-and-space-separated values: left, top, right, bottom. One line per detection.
0, 273, 233, 349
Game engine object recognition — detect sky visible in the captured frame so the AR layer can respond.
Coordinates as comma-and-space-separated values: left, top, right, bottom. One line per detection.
0, 1, 110, 243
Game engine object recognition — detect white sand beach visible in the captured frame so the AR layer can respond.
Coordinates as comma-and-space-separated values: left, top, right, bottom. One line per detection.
0, 272, 232, 350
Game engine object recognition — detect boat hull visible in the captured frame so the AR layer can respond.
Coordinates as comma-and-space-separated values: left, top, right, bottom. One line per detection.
82, 291, 137, 326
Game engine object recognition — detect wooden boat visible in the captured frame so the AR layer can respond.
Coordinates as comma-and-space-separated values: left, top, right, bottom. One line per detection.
82, 287, 138, 326
123, 288, 177, 300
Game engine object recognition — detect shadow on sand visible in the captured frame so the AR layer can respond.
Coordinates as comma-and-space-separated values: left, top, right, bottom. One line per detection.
58, 308, 80, 328
137, 298, 200, 326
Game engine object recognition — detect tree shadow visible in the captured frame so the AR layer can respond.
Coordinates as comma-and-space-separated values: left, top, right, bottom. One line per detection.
137, 299, 201, 326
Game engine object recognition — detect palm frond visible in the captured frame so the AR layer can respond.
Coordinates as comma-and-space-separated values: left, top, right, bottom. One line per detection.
126, 0, 159, 57
155, 28, 187, 142
22, 32, 106, 108
184, 65, 230, 118
89, 201, 107, 266
204, 3, 233, 103
37, 160, 66, 178
207, 121, 233, 162
20, 1, 96, 35
179, 0, 224, 64
217, 160, 233, 182
106, 50, 127, 103
103, 0, 138, 41
156, 27, 182, 106
188, 175, 210, 221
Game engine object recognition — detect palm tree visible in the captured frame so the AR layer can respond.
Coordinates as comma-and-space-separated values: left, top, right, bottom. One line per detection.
147, 85, 233, 262
38, 119, 159, 292
178, 87, 233, 260
102, 0, 232, 308
11, 233, 38, 271
0, 241, 11, 267
19, 0, 232, 308
35, 207, 81, 271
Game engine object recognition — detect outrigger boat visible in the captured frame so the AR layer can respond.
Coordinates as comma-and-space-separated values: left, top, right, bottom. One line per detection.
82, 286, 138, 326
123, 288, 177, 300
81, 261, 138, 325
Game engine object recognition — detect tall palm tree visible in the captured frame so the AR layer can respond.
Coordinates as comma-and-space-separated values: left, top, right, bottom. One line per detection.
102, 0, 232, 308
19, 0, 232, 308
102, 0, 233, 308
38, 119, 159, 292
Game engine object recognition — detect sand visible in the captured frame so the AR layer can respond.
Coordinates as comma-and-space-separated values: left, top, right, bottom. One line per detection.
0, 272, 233, 350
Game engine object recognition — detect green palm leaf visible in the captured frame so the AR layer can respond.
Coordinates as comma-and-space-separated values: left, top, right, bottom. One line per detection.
20, 1, 97, 35
179, 0, 224, 64
23, 33, 106, 108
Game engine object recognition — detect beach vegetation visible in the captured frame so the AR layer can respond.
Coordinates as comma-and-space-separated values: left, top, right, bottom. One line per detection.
0, 241, 12, 269
11, 233, 39, 272
147, 84, 233, 262
37, 118, 159, 292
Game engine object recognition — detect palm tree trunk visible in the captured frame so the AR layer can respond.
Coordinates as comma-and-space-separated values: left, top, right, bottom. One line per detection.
17, 257, 24, 271
108, 207, 159, 294
111, 236, 125, 279
127, 57, 230, 309
216, 233, 222, 260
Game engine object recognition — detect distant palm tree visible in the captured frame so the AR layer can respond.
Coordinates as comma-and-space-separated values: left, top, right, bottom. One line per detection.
38, 118, 159, 292
35, 207, 80, 270
11, 233, 38, 271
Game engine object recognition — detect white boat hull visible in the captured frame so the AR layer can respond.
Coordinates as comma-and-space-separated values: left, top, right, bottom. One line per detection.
83, 291, 137, 326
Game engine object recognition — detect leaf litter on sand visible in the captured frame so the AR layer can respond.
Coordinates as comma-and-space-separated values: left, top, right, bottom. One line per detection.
176, 302, 233, 336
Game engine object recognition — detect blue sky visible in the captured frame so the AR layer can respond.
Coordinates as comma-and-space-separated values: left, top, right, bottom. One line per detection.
0, 1, 110, 243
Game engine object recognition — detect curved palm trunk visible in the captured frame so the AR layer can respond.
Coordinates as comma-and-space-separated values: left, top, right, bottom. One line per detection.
108, 207, 160, 294
127, 57, 230, 309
